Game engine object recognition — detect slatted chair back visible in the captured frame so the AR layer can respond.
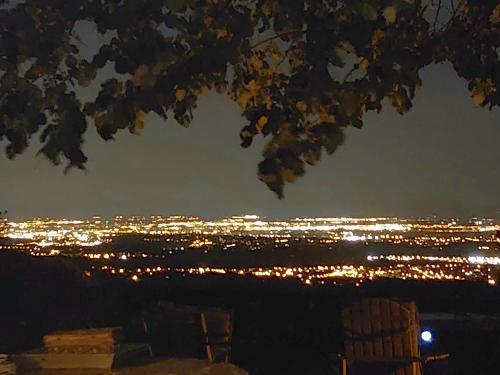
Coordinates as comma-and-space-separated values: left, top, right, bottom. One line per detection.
142, 301, 234, 363
142, 301, 205, 358
342, 298, 421, 375
200, 308, 233, 364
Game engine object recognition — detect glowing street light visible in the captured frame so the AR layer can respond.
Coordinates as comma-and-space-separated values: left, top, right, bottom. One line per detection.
420, 330, 433, 343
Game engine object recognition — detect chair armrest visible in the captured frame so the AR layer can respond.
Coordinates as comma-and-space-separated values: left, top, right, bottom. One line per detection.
423, 353, 450, 364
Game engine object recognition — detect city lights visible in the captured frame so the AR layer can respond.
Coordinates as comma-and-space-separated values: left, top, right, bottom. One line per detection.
1, 215, 499, 286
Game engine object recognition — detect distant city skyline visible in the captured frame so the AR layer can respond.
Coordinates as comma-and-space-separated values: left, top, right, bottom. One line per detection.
2, 214, 500, 221
1, 64, 500, 219
2, 214, 499, 285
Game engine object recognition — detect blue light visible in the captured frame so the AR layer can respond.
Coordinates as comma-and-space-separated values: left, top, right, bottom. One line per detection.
421, 330, 433, 343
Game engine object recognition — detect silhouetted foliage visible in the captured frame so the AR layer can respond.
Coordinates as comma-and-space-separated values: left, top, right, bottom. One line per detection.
0, 0, 499, 196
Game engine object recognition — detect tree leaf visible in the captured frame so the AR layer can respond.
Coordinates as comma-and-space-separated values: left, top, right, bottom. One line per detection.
165, 0, 187, 13
383, 6, 397, 24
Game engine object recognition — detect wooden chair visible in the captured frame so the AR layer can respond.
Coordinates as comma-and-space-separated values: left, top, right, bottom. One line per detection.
142, 302, 233, 363
200, 308, 233, 364
340, 298, 449, 375
141, 302, 205, 358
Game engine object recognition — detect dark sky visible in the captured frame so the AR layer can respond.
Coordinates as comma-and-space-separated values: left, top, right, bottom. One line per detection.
1, 62, 499, 220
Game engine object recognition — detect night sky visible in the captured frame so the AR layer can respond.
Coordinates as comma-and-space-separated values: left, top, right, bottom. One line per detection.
1, 62, 499, 220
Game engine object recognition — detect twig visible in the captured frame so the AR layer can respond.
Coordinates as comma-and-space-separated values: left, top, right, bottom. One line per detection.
342, 65, 357, 83
433, 0, 442, 32
433, 0, 465, 34
275, 52, 288, 68
250, 29, 305, 49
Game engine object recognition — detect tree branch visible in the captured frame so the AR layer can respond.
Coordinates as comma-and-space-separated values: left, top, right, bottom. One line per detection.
250, 29, 306, 49
342, 66, 357, 83
433, 0, 442, 32
433, 0, 465, 34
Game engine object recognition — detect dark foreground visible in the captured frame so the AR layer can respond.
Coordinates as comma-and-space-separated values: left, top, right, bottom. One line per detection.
1, 252, 500, 375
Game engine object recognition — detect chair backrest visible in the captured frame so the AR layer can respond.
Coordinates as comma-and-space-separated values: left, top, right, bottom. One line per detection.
342, 298, 421, 375
200, 308, 233, 363
142, 301, 233, 363
143, 301, 205, 357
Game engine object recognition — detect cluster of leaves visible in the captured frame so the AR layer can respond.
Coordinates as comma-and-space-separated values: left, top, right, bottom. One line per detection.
0, 0, 499, 197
